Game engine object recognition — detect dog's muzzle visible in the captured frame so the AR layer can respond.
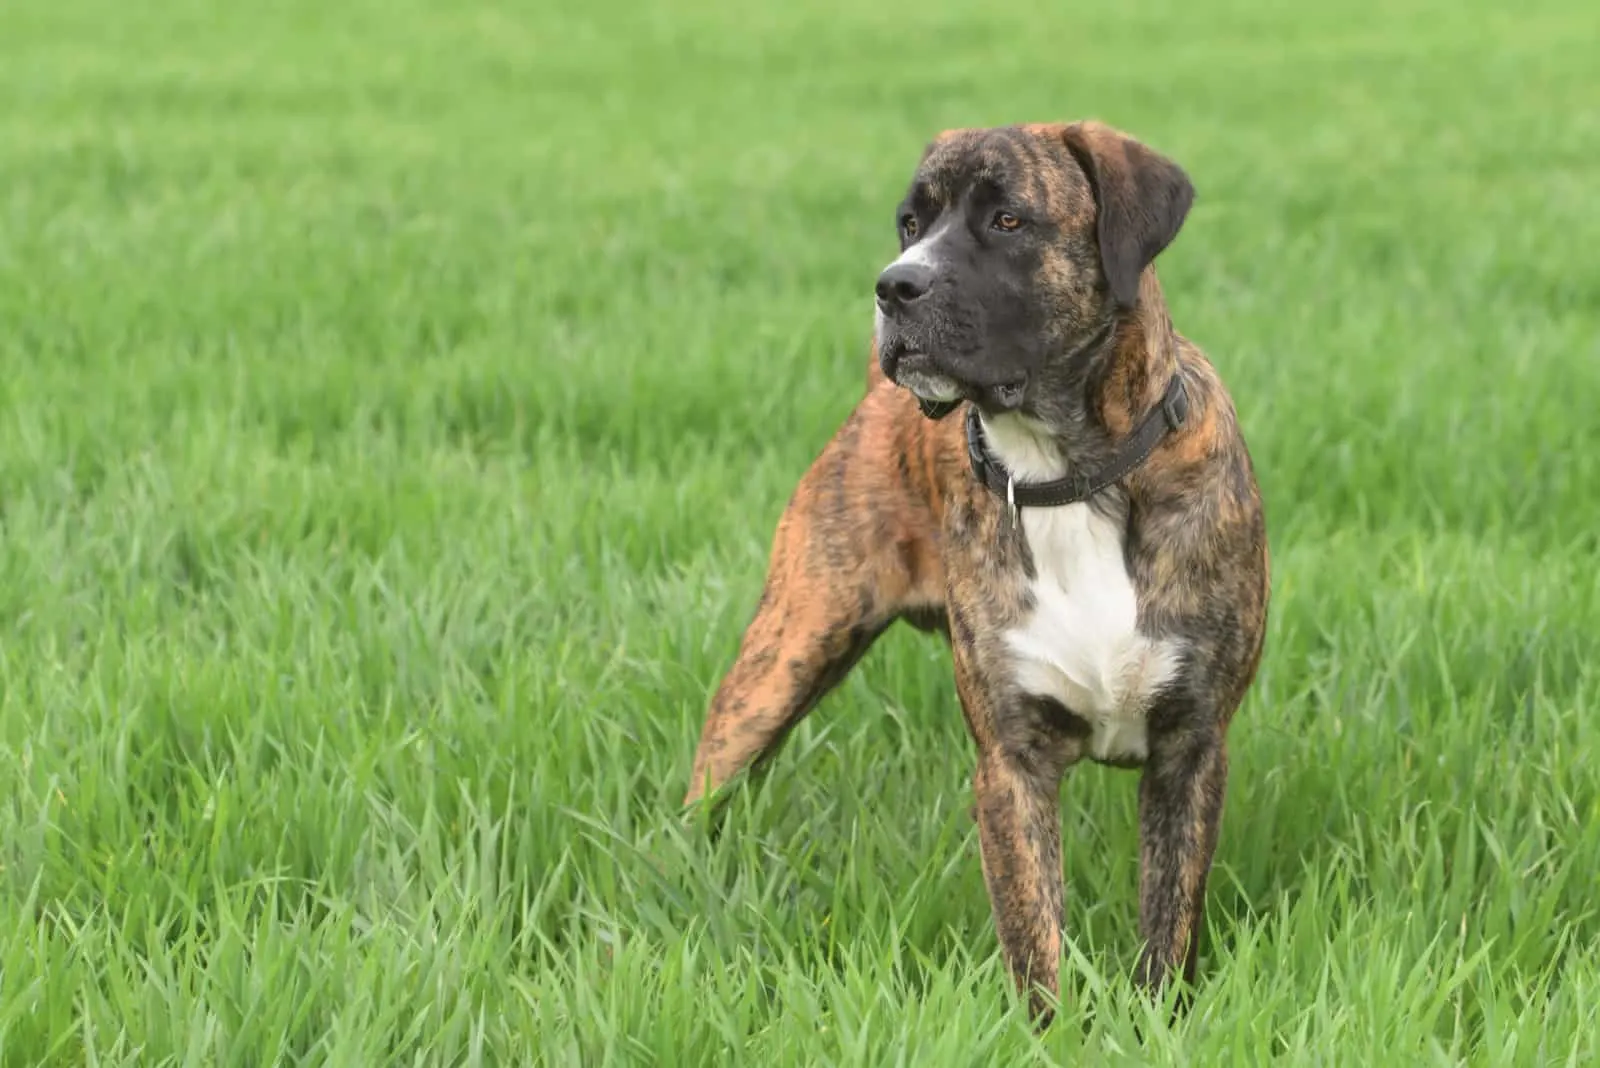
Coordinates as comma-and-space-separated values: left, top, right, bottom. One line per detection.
879, 349, 965, 420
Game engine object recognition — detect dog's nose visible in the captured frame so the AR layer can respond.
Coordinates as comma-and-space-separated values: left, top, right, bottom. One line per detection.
875, 262, 934, 308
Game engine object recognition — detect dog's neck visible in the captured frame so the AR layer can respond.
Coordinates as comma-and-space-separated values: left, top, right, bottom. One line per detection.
979, 271, 1180, 486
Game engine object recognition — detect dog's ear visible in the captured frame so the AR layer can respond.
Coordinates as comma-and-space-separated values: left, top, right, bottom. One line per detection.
1061, 121, 1195, 308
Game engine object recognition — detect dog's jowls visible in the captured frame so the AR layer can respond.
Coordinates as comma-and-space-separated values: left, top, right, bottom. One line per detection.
683, 121, 1269, 1026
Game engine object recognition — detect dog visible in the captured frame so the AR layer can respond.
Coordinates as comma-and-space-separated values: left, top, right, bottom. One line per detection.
682, 120, 1269, 1024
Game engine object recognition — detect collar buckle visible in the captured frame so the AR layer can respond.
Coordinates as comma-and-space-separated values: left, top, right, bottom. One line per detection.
1160, 377, 1190, 431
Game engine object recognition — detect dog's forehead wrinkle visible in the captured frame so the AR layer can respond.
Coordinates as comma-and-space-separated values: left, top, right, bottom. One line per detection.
1024, 166, 1053, 211
915, 167, 955, 208
917, 131, 1038, 207
924, 124, 1077, 191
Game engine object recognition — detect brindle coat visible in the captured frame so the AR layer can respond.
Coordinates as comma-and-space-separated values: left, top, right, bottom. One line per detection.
682, 121, 1269, 1025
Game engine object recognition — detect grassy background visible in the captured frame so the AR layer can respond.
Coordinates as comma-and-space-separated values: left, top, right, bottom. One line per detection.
2, 0, 1599, 1062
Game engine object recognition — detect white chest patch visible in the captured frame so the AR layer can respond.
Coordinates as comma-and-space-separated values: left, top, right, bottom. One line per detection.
982, 414, 1184, 765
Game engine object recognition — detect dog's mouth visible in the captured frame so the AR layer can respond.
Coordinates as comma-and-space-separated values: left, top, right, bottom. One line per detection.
882, 344, 1027, 418
896, 365, 965, 420
894, 364, 963, 404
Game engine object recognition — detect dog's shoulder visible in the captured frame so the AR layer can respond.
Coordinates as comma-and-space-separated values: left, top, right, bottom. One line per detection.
1141, 335, 1261, 512
1130, 334, 1269, 699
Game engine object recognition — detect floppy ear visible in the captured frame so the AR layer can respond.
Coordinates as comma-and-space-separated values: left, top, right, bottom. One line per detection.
1061, 121, 1195, 308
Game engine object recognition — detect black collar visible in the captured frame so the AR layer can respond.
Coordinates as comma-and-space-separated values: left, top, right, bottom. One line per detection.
964, 374, 1191, 511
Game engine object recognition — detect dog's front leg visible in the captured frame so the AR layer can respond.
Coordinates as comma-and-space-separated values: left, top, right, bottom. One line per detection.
971, 746, 1067, 1025
955, 645, 1073, 1025
1134, 722, 1228, 1005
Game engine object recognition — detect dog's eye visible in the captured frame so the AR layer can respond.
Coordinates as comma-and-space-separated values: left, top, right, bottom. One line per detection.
991, 211, 1022, 232
901, 214, 919, 239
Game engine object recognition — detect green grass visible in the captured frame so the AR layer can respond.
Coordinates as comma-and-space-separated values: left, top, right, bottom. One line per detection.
2, 0, 1599, 1062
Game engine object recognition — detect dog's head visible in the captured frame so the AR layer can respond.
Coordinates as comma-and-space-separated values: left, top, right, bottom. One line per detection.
874, 121, 1194, 417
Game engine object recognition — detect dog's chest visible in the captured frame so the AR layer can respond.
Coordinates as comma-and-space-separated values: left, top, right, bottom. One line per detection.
1002, 502, 1181, 765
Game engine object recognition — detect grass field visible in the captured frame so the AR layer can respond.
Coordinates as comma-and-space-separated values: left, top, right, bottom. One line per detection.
2, 0, 1599, 1062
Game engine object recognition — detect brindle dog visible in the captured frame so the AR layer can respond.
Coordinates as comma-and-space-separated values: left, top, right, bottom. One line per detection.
683, 120, 1269, 1024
